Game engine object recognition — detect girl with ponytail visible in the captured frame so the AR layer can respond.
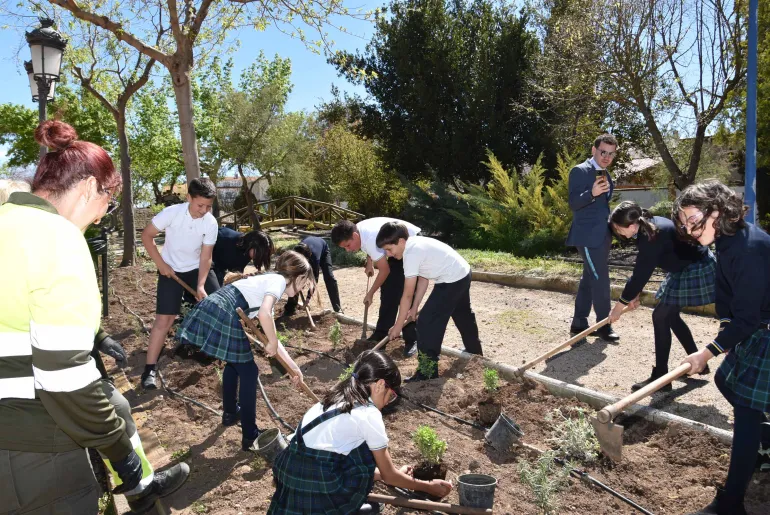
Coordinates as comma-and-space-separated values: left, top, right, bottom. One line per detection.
608, 200, 716, 392
269, 350, 452, 514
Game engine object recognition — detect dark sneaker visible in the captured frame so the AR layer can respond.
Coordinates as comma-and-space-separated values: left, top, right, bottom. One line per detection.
403, 341, 418, 357
141, 369, 157, 390
593, 325, 620, 342
569, 324, 589, 336
222, 405, 241, 427
631, 367, 672, 392
126, 463, 190, 514
405, 369, 439, 383
242, 429, 263, 452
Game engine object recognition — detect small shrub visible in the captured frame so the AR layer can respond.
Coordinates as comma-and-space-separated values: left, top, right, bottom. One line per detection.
518, 451, 571, 514
338, 364, 354, 382
191, 501, 208, 514
412, 425, 447, 465
250, 455, 266, 470
140, 260, 156, 273
171, 447, 190, 461
483, 368, 500, 392
649, 200, 674, 219
149, 204, 164, 215
546, 408, 600, 464
416, 351, 437, 378
329, 320, 343, 349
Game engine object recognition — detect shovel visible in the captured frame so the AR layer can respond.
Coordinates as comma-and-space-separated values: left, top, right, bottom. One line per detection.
513, 306, 631, 377
367, 493, 492, 514
372, 312, 418, 352
591, 362, 691, 461
171, 274, 199, 299
235, 307, 321, 403
354, 276, 372, 347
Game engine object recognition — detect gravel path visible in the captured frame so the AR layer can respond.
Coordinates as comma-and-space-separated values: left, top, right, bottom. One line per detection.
313, 266, 733, 430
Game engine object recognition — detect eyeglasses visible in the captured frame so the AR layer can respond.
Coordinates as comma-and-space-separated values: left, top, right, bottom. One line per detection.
105, 200, 119, 216
384, 382, 399, 405
678, 211, 706, 234
599, 150, 617, 158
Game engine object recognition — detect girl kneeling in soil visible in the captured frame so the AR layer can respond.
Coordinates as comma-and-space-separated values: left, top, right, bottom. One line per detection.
268, 350, 452, 514
674, 181, 770, 515
607, 201, 716, 391
176, 251, 312, 451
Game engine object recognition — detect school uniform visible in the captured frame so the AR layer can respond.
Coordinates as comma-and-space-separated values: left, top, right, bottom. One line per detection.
358, 218, 421, 345
284, 236, 342, 313
151, 203, 220, 315
269, 402, 386, 514
705, 223, 770, 508
212, 227, 251, 286
403, 236, 482, 366
176, 273, 287, 445
618, 217, 716, 377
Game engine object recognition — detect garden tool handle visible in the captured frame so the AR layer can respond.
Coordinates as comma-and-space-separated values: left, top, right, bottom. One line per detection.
298, 291, 316, 329
515, 306, 632, 376
596, 362, 692, 424
367, 494, 492, 514
235, 308, 321, 403
372, 312, 417, 351
362, 276, 371, 339
171, 274, 199, 299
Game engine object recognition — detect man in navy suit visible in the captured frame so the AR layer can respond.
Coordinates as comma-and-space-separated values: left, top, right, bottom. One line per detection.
566, 133, 620, 341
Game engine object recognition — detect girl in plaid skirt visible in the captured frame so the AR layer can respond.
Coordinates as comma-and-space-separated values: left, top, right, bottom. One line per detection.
269, 350, 452, 514
674, 181, 770, 515
608, 201, 716, 392
176, 251, 313, 451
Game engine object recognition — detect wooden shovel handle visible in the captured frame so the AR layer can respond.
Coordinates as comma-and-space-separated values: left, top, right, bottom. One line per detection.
298, 291, 316, 329
367, 494, 492, 515
597, 362, 691, 423
362, 276, 371, 339
515, 306, 632, 376
371, 313, 417, 352
171, 274, 198, 298
235, 307, 321, 403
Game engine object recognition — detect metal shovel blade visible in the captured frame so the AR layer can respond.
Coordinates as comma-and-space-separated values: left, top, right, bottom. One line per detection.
591, 416, 624, 462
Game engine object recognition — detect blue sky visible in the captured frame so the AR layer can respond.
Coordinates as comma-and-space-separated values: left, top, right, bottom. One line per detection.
0, 2, 380, 156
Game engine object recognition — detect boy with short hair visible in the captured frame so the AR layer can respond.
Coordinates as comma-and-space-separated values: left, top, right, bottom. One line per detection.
376, 222, 482, 382
331, 218, 421, 355
140, 178, 220, 388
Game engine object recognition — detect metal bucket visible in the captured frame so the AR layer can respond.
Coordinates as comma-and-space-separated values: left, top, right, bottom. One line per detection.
255, 428, 287, 465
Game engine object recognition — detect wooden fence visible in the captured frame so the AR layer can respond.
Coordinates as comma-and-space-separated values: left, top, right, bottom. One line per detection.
217, 196, 364, 230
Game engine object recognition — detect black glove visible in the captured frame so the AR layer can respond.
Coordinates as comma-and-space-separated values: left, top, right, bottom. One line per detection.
111, 450, 143, 494
99, 335, 127, 365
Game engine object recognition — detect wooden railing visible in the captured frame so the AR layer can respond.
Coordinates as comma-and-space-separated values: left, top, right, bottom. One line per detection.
217, 196, 364, 230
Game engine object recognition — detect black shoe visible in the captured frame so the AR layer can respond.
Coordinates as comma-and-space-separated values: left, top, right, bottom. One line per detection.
403, 341, 418, 357
593, 325, 620, 341
141, 369, 157, 390
569, 324, 589, 336
405, 369, 439, 383
222, 405, 241, 427
125, 463, 190, 514
631, 367, 672, 392
242, 429, 263, 452
686, 488, 747, 515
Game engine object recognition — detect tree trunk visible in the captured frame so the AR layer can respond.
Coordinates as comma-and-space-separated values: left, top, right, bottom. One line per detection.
170, 52, 201, 183
116, 114, 136, 267
237, 164, 260, 229
682, 124, 708, 190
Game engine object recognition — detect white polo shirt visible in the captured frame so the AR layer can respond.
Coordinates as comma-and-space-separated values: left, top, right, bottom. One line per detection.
295, 402, 389, 455
151, 203, 218, 272
357, 217, 421, 262
403, 236, 470, 284
232, 273, 287, 317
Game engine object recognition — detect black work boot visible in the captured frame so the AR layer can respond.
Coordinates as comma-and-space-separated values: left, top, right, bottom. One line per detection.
631, 367, 672, 392
242, 429, 262, 452
686, 488, 747, 515
126, 463, 190, 514
222, 405, 241, 427
405, 368, 439, 383
593, 324, 620, 341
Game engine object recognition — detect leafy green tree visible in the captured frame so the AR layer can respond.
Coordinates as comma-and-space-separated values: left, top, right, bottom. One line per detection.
331, 0, 549, 184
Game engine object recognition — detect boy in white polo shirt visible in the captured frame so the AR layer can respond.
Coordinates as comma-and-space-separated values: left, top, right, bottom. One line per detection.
331, 218, 421, 356
376, 222, 482, 382
140, 178, 220, 388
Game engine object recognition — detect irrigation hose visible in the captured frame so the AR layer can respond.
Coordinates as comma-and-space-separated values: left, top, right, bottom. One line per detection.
156, 365, 222, 417
257, 375, 295, 433
400, 393, 487, 432
283, 344, 347, 365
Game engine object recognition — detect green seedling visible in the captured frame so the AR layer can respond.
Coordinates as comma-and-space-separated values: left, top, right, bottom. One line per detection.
546, 408, 600, 464
170, 447, 190, 461
416, 351, 437, 379
191, 501, 208, 513
329, 320, 343, 349
338, 364, 355, 382
517, 451, 571, 514
483, 367, 500, 392
250, 455, 266, 471
412, 425, 447, 465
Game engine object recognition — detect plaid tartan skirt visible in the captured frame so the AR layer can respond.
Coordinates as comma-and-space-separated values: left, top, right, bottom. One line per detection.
176, 284, 254, 363
715, 327, 770, 412
268, 409, 376, 514
655, 251, 716, 307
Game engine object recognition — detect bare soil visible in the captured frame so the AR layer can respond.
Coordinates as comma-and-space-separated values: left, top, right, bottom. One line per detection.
102, 264, 770, 514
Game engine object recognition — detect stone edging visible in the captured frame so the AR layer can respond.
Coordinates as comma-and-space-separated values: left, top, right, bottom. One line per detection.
334, 313, 733, 445
471, 270, 716, 317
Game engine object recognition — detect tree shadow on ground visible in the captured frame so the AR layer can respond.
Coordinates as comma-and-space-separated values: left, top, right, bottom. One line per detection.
539, 336, 615, 385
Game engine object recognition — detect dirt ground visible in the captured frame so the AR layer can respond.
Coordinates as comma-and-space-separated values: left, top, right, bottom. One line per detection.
102, 264, 770, 514
324, 268, 736, 430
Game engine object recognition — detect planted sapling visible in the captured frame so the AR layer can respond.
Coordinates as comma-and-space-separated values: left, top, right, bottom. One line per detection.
546, 408, 600, 464
338, 364, 354, 382
517, 450, 571, 514
329, 320, 343, 350
478, 367, 502, 425
483, 368, 500, 392
416, 351, 437, 379
412, 425, 448, 482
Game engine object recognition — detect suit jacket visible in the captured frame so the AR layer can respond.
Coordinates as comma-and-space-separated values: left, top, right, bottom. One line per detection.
565, 158, 614, 248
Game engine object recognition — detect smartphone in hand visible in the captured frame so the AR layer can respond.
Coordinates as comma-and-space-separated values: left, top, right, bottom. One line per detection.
595, 169, 606, 181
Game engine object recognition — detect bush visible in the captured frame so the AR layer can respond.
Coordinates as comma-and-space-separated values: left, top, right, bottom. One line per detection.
412, 425, 447, 465
416, 351, 437, 378
648, 200, 673, 219
546, 408, 600, 464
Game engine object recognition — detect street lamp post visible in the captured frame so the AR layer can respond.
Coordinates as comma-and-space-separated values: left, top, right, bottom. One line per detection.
25, 18, 67, 159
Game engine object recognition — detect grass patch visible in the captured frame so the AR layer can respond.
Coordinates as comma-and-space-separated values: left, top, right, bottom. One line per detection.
191, 501, 208, 513
170, 447, 191, 461
457, 249, 582, 278
495, 309, 547, 335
